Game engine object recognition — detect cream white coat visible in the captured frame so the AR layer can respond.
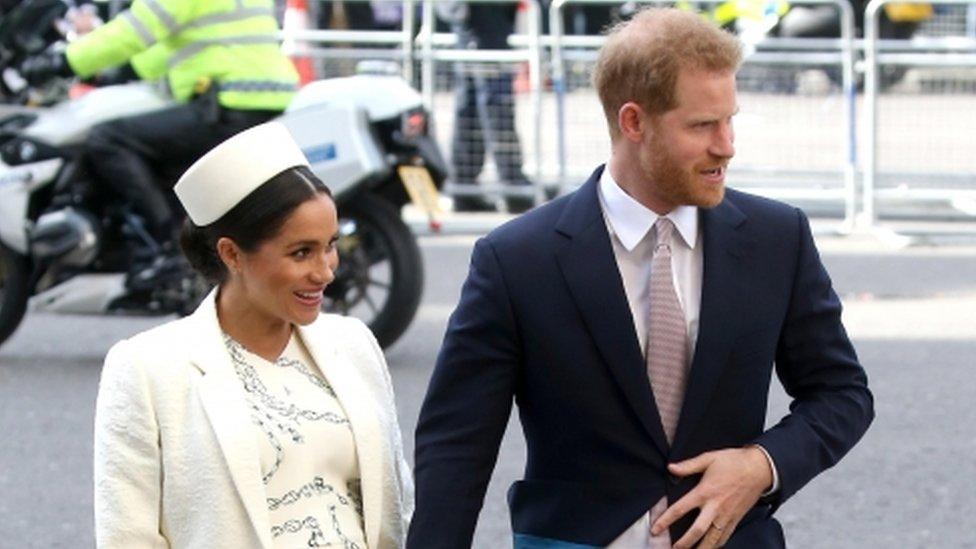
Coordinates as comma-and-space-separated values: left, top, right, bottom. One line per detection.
94, 290, 413, 548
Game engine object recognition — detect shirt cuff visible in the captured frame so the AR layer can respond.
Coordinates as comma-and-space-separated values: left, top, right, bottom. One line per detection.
754, 444, 780, 496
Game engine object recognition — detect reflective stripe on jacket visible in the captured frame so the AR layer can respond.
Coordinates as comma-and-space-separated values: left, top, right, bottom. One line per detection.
66, 0, 298, 110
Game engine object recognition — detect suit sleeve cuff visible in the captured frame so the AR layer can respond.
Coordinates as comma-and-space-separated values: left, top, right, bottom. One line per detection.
754, 444, 780, 496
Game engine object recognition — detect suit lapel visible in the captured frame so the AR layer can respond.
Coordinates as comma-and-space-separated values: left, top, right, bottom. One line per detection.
672, 197, 754, 455
189, 291, 273, 549
555, 168, 670, 456
299, 321, 385, 549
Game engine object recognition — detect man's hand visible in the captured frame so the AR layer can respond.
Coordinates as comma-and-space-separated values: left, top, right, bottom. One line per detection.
650, 446, 773, 549
66, 6, 103, 36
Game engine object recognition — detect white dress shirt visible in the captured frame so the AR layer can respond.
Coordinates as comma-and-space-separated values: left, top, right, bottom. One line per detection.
597, 168, 779, 547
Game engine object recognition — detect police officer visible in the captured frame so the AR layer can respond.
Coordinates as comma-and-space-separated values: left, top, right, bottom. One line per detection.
22, 0, 299, 284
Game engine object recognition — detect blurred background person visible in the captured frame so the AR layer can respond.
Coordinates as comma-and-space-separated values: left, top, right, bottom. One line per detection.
20, 0, 299, 287
94, 122, 412, 548
440, 0, 534, 213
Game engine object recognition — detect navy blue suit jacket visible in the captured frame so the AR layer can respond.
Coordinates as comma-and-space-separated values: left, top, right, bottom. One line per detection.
408, 167, 874, 548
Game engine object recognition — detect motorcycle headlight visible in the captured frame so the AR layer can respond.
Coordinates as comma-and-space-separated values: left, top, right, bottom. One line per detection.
0, 135, 55, 165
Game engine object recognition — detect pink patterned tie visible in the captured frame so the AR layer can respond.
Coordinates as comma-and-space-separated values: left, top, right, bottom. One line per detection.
646, 217, 689, 548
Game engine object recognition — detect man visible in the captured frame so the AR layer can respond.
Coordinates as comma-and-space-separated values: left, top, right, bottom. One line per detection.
409, 8, 873, 549
445, 1, 533, 213
22, 0, 298, 285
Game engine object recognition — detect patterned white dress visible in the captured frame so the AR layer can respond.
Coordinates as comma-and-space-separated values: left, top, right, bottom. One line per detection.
225, 331, 367, 548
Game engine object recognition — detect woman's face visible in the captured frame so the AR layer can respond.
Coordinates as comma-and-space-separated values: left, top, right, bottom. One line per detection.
233, 194, 339, 327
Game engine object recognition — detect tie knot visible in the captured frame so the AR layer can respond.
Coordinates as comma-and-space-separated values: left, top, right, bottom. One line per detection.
655, 217, 675, 250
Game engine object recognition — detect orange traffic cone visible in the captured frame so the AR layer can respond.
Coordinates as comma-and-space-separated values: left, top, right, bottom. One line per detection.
282, 0, 315, 86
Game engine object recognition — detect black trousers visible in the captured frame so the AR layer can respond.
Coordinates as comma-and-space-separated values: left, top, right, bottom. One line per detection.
317, 1, 376, 29
86, 96, 279, 240
451, 68, 528, 185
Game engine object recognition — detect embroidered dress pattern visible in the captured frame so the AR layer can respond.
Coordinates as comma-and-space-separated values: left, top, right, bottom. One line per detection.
224, 334, 367, 548
266, 476, 363, 519
225, 334, 349, 482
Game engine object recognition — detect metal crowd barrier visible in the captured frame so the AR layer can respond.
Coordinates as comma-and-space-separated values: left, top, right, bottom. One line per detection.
280, 0, 546, 207
281, 0, 419, 81
280, 0, 976, 230
863, 0, 976, 229
547, 0, 858, 230
417, 0, 546, 205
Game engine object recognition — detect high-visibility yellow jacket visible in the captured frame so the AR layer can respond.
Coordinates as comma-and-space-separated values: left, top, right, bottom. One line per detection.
706, 0, 790, 28
65, 0, 298, 111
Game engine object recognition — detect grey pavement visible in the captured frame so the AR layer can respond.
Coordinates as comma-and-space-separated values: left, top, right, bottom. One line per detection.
2, 223, 976, 548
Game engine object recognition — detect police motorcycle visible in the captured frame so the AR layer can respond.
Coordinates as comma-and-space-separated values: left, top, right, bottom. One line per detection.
0, 0, 447, 349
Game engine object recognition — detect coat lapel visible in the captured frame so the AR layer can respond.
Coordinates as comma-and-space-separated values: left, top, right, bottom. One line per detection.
672, 197, 754, 455
188, 290, 273, 549
554, 168, 670, 457
299, 320, 385, 549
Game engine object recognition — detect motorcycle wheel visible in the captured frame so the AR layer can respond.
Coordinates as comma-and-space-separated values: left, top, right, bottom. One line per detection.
0, 243, 31, 346
326, 192, 423, 349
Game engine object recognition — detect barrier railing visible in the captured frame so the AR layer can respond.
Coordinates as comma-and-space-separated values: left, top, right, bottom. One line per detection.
548, 0, 858, 229
416, 0, 546, 206
280, 0, 547, 208
863, 0, 976, 228
280, 0, 418, 81
278, 0, 976, 230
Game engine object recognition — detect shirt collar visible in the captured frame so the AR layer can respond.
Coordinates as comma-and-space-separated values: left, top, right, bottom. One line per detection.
598, 166, 699, 252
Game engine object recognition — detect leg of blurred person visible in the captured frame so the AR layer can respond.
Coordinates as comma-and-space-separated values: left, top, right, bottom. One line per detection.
449, 1, 535, 213
451, 67, 496, 212
87, 96, 278, 284
317, 0, 377, 29
317, 1, 334, 28
582, 5, 614, 34
483, 70, 533, 213
450, 66, 533, 213
343, 1, 377, 29
561, 4, 612, 35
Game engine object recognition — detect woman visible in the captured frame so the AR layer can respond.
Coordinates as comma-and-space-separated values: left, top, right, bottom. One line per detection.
93, 122, 412, 548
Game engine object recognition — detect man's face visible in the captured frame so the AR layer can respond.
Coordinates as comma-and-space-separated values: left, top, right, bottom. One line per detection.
638, 68, 737, 213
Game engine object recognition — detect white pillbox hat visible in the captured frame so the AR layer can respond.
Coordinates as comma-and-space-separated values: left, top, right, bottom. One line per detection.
174, 122, 310, 226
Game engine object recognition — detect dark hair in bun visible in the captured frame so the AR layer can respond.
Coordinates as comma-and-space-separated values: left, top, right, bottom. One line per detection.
180, 166, 332, 284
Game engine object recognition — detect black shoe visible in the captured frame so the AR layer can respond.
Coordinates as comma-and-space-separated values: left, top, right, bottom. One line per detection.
127, 253, 189, 292
504, 195, 535, 214
452, 195, 497, 213
544, 185, 560, 201
503, 177, 536, 214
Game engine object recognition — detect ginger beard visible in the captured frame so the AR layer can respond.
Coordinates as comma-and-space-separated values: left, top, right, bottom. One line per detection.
639, 128, 728, 211
634, 68, 737, 212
